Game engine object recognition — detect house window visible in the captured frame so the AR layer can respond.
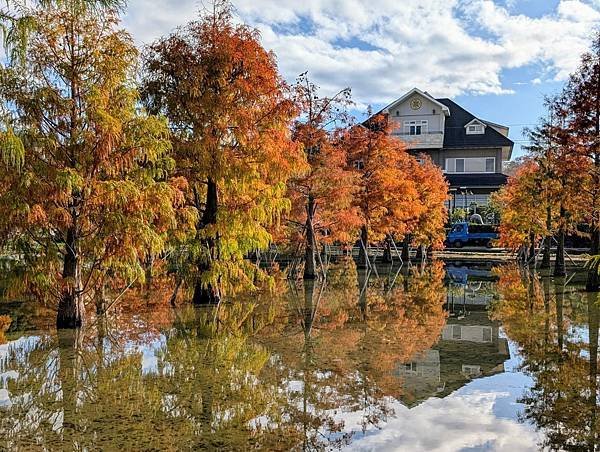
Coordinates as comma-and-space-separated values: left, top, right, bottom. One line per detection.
452, 325, 462, 340
402, 362, 417, 372
482, 327, 492, 343
404, 120, 428, 136
466, 122, 485, 134
462, 365, 481, 376
446, 157, 496, 174
353, 159, 365, 170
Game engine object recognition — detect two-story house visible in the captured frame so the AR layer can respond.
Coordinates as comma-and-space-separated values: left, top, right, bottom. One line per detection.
374, 88, 514, 211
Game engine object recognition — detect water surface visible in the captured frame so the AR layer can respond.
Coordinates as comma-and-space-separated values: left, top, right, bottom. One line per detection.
1, 260, 598, 451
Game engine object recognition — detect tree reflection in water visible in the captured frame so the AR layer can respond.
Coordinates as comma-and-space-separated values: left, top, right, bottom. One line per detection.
493, 265, 600, 451
0, 258, 447, 451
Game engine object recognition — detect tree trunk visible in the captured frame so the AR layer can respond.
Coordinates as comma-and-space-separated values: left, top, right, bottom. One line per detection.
193, 178, 220, 305
382, 235, 393, 264
415, 244, 426, 262
401, 236, 410, 262
57, 226, 85, 329
528, 231, 536, 264
358, 225, 369, 269
144, 254, 155, 292
587, 225, 600, 291
303, 195, 317, 280
554, 206, 566, 277
554, 226, 566, 277
95, 280, 107, 316
169, 276, 183, 307
541, 205, 552, 269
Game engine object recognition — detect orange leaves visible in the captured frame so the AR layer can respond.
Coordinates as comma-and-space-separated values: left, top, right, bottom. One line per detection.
0, 315, 10, 345
285, 75, 359, 250
27, 204, 47, 226
343, 115, 428, 242
410, 155, 449, 249
492, 152, 586, 250
493, 159, 546, 249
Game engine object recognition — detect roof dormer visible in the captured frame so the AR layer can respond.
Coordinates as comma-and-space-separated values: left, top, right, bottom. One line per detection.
465, 119, 486, 135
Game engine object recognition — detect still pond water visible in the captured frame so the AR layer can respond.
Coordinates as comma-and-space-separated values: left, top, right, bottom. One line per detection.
0, 259, 598, 451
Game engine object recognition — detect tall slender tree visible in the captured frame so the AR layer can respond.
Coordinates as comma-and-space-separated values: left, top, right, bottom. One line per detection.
287, 74, 359, 279
493, 160, 549, 256
560, 31, 600, 290
343, 114, 422, 267
408, 154, 449, 255
141, 2, 305, 304
0, 2, 181, 328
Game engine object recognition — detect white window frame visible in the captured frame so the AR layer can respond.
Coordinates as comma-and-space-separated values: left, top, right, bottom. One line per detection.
465, 119, 486, 135
466, 124, 484, 134
404, 120, 428, 136
445, 157, 496, 174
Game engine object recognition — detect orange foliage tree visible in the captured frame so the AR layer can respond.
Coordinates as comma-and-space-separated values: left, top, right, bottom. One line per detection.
0, 4, 183, 328
141, 2, 305, 303
557, 32, 600, 290
286, 74, 359, 279
493, 160, 550, 253
343, 114, 423, 266
494, 105, 586, 275
409, 154, 449, 253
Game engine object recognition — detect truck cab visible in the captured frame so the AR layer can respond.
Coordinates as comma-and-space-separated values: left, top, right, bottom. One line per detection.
446, 222, 498, 249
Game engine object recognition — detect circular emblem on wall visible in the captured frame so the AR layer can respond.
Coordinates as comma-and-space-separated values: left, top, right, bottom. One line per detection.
410, 97, 422, 110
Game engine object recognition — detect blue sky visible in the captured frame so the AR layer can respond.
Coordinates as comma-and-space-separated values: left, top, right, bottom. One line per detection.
123, 0, 600, 160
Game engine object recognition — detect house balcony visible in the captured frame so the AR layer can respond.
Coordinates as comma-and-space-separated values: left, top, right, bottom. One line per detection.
391, 131, 444, 149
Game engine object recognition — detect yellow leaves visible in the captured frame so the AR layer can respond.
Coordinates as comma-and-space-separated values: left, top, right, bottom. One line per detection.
56, 168, 85, 194
0, 128, 25, 171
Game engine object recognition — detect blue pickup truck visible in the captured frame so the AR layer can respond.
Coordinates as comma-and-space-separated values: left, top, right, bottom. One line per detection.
446, 222, 499, 248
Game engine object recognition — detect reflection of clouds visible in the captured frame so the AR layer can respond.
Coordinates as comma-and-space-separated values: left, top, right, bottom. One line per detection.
344, 372, 540, 452
123, 335, 166, 375
1, 336, 42, 410
0, 388, 10, 407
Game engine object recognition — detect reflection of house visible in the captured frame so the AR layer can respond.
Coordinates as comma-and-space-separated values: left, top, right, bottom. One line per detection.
395, 311, 509, 407
446, 265, 498, 310
442, 324, 492, 342
395, 350, 443, 406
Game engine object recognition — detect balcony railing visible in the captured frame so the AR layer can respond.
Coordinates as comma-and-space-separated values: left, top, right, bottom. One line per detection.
391, 131, 444, 149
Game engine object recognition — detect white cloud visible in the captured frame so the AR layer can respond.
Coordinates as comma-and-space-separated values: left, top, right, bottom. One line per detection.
342, 372, 541, 452
122, 0, 600, 106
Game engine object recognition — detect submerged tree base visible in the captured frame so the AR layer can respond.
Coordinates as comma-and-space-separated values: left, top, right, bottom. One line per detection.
56, 295, 86, 329
192, 282, 220, 305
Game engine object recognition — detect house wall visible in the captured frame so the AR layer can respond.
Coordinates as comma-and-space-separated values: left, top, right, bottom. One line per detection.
387, 95, 445, 133
385, 94, 446, 149
412, 147, 504, 173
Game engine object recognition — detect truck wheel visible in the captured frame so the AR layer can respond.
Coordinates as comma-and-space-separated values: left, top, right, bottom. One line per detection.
454, 240, 463, 249
486, 240, 493, 249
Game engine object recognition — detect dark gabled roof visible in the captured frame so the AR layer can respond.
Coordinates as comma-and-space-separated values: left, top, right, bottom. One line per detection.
436, 98, 514, 149
445, 173, 508, 188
